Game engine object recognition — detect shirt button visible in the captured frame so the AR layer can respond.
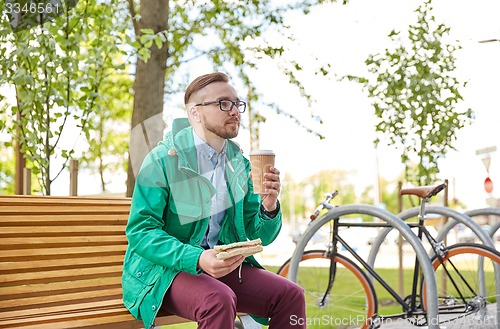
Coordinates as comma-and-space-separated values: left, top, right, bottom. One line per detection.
152, 305, 156, 311
136, 272, 142, 278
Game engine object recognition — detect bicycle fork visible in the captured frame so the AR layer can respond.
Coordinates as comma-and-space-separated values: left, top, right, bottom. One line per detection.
323, 218, 384, 328
318, 218, 339, 308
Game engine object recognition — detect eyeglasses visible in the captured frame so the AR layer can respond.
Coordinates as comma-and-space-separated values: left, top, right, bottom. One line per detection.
195, 100, 246, 113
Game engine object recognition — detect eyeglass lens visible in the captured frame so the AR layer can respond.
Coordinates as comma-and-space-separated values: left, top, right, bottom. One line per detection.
220, 100, 245, 113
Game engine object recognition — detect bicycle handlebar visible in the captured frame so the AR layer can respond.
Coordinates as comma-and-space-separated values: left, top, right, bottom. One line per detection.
309, 190, 338, 220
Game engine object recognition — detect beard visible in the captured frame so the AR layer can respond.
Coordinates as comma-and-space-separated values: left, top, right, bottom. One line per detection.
202, 115, 240, 139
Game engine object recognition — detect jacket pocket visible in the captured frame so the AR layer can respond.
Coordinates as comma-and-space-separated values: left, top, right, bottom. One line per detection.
122, 252, 161, 312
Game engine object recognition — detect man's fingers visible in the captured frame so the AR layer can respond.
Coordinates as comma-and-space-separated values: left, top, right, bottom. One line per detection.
202, 252, 244, 278
211, 263, 243, 279
223, 255, 245, 266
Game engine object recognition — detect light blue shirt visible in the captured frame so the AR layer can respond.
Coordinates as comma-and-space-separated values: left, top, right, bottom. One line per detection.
192, 131, 228, 248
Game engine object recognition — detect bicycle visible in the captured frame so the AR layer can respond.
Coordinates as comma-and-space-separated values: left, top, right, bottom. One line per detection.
277, 183, 500, 329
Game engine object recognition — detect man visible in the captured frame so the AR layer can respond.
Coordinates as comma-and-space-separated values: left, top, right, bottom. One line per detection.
122, 72, 306, 329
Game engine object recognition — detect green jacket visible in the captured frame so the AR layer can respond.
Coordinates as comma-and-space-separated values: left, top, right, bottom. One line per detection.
122, 118, 282, 328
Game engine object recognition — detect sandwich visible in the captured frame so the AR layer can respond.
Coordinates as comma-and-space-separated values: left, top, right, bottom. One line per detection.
214, 238, 263, 260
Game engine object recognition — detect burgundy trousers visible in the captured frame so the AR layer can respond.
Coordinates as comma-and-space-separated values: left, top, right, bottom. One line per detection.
161, 264, 306, 329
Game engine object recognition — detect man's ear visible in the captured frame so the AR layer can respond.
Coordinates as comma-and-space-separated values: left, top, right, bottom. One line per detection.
189, 106, 201, 122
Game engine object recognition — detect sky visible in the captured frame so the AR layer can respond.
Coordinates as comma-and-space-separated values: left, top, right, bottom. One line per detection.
247, 0, 500, 210
11, 0, 500, 210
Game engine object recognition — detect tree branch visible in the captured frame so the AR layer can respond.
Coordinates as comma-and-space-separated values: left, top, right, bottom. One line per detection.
127, 0, 139, 36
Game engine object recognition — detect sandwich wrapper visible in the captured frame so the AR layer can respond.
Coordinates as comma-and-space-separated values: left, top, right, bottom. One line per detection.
214, 238, 263, 260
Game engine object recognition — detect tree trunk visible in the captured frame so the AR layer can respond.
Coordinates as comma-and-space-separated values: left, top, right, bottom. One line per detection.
126, 0, 169, 197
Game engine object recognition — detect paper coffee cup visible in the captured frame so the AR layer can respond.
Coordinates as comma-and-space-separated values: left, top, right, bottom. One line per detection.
249, 150, 275, 194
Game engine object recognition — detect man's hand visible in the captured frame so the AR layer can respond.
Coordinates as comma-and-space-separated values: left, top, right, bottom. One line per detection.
198, 249, 244, 278
261, 166, 281, 212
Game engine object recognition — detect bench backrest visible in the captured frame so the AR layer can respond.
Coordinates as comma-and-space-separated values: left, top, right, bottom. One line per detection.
0, 195, 141, 329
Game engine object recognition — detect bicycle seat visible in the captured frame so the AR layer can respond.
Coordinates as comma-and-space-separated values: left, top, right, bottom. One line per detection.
400, 183, 447, 199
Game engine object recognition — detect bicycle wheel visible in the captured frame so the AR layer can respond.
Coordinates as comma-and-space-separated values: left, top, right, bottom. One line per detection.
421, 243, 500, 329
278, 250, 378, 329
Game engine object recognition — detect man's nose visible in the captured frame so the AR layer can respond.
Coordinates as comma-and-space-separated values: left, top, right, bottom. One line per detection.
228, 106, 239, 116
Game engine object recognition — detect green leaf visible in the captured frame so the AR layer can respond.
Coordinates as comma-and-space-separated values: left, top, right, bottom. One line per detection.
140, 28, 155, 35
344, 0, 473, 186
154, 37, 163, 49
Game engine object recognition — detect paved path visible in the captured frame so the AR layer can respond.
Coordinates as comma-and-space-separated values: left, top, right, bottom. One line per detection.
378, 303, 498, 328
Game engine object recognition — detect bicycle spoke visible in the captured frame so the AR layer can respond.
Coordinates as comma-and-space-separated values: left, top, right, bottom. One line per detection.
278, 250, 377, 329
422, 243, 500, 329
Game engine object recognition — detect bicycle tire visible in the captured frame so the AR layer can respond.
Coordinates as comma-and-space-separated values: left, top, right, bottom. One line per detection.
421, 243, 500, 329
278, 250, 378, 329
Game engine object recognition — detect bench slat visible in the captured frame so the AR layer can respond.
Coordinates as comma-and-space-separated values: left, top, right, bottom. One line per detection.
0, 298, 186, 329
0, 300, 137, 329
0, 214, 128, 225
0, 277, 121, 298
0, 312, 187, 329
0, 195, 192, 329
0, 195, 131, 207
0, 255, 124, 273
0, 264, 123, 285
0, 298, 126, 320
0, 286, 122, 310
0, 227, 125, 239
0, 205, 129, 215
0, 236, 127, 250
0, 245, 126, 262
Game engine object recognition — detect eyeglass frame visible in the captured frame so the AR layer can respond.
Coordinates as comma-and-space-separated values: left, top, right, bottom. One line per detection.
195, 99, 247, 113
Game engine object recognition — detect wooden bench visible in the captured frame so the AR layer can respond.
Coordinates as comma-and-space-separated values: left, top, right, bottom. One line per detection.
0, 195, 259, 329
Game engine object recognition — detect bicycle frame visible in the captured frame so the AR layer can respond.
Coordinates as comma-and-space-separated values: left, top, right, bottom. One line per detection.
323, 218, 426, 320
316, 193, 497, 325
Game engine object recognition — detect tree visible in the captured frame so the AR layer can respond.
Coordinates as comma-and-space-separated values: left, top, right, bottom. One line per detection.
79, 72, 133, 192
125, 0, 346, 196
280, 169, 356, 222
346, 0, 473, 186
0, 0, 130, 194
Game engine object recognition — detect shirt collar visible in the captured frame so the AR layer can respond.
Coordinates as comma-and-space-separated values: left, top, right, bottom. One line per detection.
192, 130, 226, 162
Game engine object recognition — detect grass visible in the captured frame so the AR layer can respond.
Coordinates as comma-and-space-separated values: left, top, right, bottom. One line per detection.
159, 266, 409, 329
161, 265, 497, 328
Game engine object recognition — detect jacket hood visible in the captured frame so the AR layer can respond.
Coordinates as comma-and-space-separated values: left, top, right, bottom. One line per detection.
170, 117, 192, 138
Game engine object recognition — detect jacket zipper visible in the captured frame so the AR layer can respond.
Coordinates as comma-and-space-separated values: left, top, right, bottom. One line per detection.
226, 157, 245, 241
226, 156, 247, 283
183, 158, 247, 283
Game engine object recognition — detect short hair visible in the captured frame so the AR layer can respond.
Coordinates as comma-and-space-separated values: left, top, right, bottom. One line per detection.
184, 72, 229, 105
